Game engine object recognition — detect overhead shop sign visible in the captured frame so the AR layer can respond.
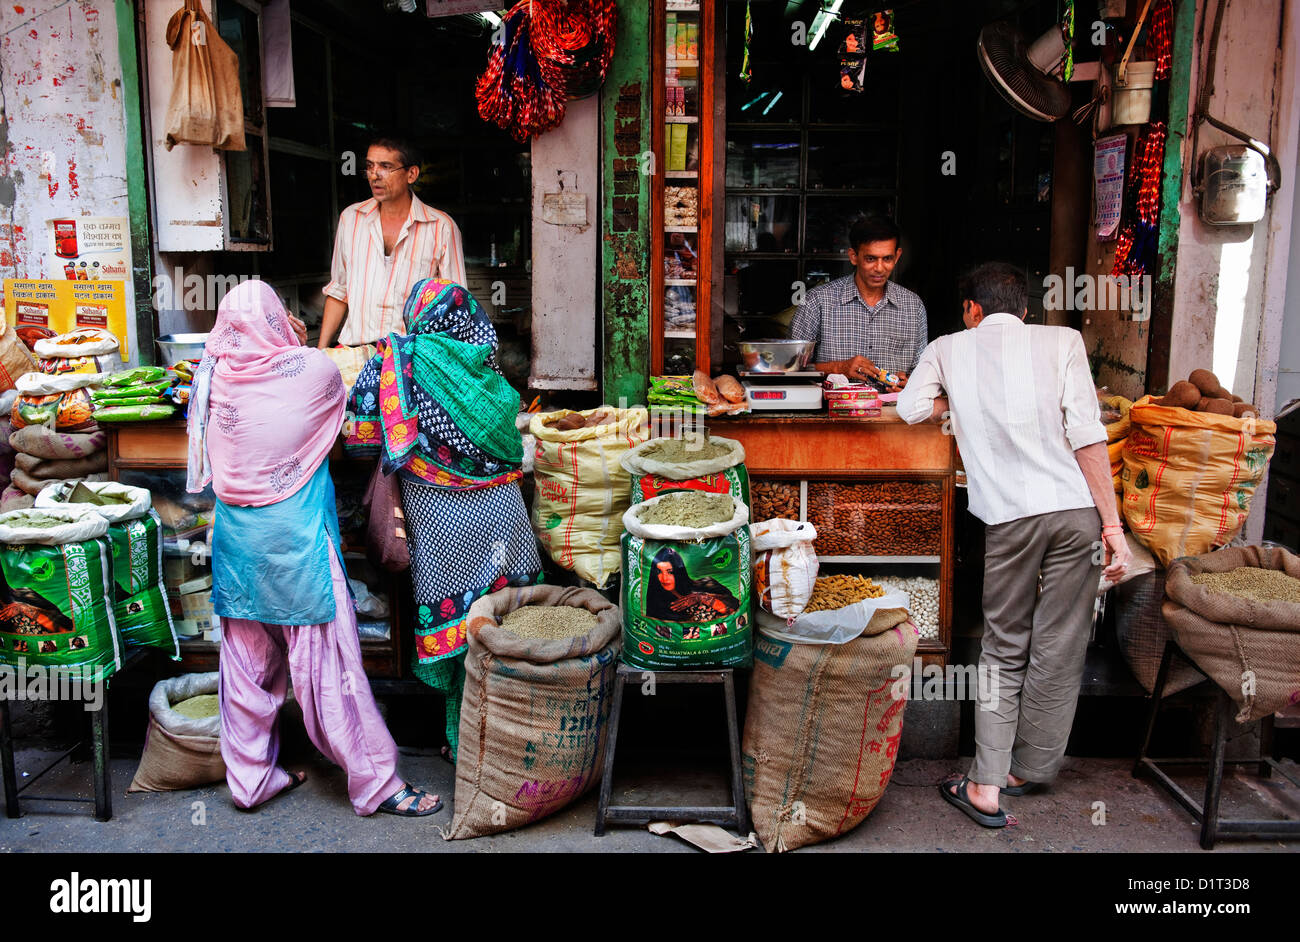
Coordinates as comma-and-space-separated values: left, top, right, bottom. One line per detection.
425, 1, 500, 16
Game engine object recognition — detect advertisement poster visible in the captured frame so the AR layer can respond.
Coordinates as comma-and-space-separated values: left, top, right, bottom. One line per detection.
1094, 134, 1127, 242
3, 279, 130, 358
46, 216, 132, 283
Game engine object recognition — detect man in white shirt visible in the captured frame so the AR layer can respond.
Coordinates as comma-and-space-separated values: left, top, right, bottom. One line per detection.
897, 262, 1131, 829
318, 136, 466, 349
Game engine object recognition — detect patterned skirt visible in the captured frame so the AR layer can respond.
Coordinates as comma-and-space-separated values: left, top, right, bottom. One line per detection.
400, 476, 542, 758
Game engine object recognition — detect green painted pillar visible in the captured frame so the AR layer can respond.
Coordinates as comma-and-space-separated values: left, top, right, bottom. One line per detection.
116, 0, 156, 365
600, 2, 652, 406
1146, 0, 1196, 395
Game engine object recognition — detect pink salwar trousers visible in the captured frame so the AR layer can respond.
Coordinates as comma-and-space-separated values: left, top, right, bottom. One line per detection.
216, 544, 404, 815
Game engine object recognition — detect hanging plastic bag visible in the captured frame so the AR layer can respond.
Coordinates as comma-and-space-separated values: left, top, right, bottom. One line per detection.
751, 518, 820, 621
163, 0, 246, 151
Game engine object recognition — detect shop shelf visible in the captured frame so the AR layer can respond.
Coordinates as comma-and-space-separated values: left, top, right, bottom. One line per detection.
806, 480, 942, 557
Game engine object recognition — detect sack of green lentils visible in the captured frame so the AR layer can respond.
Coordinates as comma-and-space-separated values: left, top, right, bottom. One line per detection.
447, 585, 621, 840
620, 433, 749, 507
0, 507, 120, 683
35, 482, 178, 656
620, 490, 752, 670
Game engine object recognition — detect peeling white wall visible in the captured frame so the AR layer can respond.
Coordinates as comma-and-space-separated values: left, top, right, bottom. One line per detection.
0, 0, 137, 356
1167, 0, 1295, 414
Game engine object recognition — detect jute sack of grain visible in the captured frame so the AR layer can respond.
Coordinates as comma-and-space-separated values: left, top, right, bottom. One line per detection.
1162, 545, 1300, 723
1113, 568, 1202, 696
128, 672, 225, 792
530, 407, 649, 588
743, 608, 918, 852
447, 585, 621, 839
1121, 397, 1275, 566
621, 433, 749, 506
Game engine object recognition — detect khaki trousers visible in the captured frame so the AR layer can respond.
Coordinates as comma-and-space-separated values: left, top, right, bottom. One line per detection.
969, 507, 1102, 787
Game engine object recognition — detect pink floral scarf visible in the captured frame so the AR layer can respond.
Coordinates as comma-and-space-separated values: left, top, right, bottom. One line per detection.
187, 280, 345, 506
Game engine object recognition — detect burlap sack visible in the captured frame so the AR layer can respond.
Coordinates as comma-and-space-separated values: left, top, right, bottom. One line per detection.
447, 585, 621, 840
743, 609, 918, 852
0, 320, 36, 392
129, 673, 225, 792
1114, 569, 1202, 696
1162, 546, 1300, 723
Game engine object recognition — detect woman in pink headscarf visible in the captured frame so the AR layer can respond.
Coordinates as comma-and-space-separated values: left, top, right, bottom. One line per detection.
188, 279, 440, 817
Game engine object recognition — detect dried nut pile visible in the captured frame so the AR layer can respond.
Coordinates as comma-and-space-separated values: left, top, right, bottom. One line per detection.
499, 605, 598, 641
804, 574, 886, 613
752, 480, 800, 521
876, 576, 940, 641
1189, 567, 1300, 604
808, 481, 942, 556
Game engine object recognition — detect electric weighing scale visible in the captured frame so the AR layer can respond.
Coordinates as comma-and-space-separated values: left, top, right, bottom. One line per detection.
739, 371, 825, 411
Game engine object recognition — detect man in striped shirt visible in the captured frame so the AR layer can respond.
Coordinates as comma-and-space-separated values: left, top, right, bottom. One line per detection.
897, 262, 1131, 829
789, 216, 927, 391
319, 136, 466, 349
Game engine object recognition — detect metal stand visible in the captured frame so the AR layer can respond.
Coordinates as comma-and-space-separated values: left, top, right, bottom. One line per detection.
595, 664, 749, 836
1133, 641, 1300, 850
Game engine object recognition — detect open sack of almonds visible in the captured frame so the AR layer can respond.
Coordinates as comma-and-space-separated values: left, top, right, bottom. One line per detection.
620, 490, 752, 670
620, 432, 748, 505
446, 585, 621, 840
744, 574, 918, 853
1161, 545, 1300, 723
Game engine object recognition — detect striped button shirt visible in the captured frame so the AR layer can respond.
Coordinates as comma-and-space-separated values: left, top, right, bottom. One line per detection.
323, 193, 466, 346
789, 276, 929, 374
896, 312, 1107, 526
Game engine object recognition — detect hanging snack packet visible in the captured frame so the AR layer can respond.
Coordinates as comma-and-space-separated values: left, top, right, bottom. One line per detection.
840, 16, 867, 55
872, 9, 899, 52
840, 56, 866, 94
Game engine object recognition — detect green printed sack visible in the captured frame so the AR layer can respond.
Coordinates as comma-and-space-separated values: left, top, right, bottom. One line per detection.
113, 586, 178, 657
620, 492, 752, 670
0, 535, 121, 683
108, 513, 177, 656
621, 434, 750, 507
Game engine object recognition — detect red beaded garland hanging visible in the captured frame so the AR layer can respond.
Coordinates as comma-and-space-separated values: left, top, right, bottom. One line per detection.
1150, 0, 1172, 80
475, 0, 619, 142
1111, 120, 1167, 278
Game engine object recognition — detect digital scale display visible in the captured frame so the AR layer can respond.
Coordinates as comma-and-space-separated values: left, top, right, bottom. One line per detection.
751, 390, 785, 400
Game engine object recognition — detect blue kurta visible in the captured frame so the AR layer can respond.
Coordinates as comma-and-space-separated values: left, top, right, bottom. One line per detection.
211, 460, 342, 626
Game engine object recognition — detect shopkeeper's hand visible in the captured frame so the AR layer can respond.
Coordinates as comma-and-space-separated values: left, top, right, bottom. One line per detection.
1101, 529, 1132, 583
288, 314, 308, 346
842, 356, 879, 384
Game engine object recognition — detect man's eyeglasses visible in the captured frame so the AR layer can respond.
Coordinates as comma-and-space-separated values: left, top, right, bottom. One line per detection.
365, 161, 410, 176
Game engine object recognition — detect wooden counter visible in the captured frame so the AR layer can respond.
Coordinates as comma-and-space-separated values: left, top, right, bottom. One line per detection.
106, 421, 405, 678
702, 408, 954, 665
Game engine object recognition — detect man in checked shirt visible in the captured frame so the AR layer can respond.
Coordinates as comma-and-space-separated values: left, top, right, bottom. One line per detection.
789, 215, 927, 391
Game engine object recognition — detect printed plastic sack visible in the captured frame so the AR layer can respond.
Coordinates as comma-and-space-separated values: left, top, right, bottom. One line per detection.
1162, 545, 1300, 723
621, 433, 749, 506
36, 479, 152, 524
114, 583, 179, 658
33, 327, 121, 359
620, 492, 752, 669
752, 518, 820, 621
36, 353, 120, 376
128, 673, 225, 792
11, 387, 95, 431
447, 585, 620, 839
1103, 394, 1133, 493
1121, 396, 1276, 566
15, 371, 104, 396
530, 406, 649, 588
0, 510, 120, 683
743, 611, 918, 852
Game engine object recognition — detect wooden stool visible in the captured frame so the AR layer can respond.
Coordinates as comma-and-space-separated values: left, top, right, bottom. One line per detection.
1133, 641, 1300, 849
0, 652, 145, 822
595, 663, 749, 836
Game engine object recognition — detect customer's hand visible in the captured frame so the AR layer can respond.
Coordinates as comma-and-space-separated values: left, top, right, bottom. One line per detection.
885, 370, 907, 393
288, 314, 308, 346
1101, 530, 1132, 582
